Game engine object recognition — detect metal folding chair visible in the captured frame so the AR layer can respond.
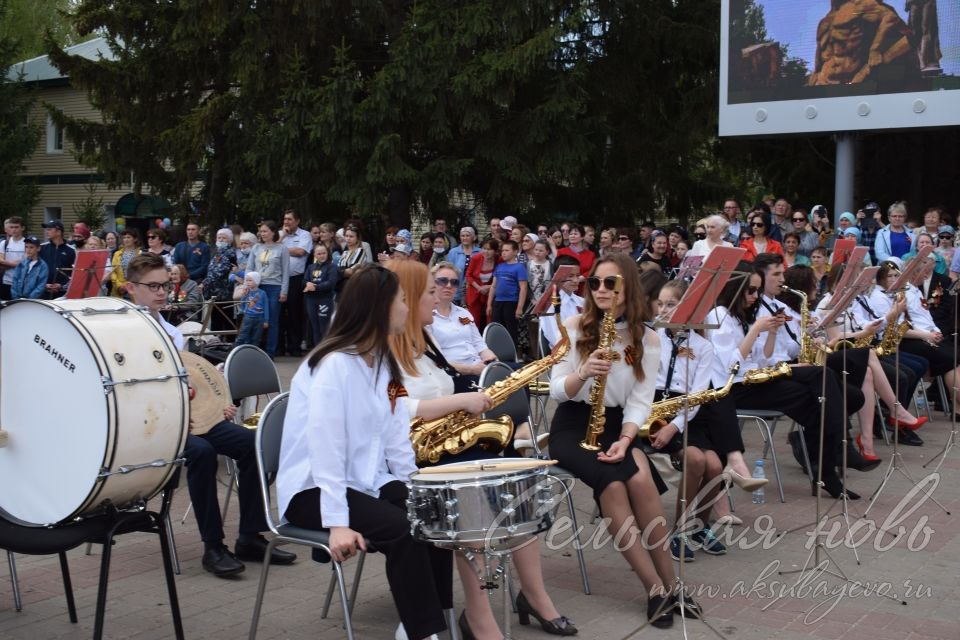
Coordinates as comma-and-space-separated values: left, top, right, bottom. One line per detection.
736, 410, 790, 503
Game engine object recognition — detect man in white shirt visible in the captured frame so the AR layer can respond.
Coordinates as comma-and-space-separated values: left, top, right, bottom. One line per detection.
279, 209, 314, 356
539, 260, 584, 349
722, 198, 742, 246
126, 254, 296, 577
0, 216, 26, 300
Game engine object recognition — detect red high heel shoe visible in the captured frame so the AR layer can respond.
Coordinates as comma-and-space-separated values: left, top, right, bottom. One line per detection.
886, 415, 928, 431
855, 435, 881, 462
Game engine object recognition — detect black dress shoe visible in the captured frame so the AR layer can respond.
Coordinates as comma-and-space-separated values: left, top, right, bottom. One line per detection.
647, 594, 674, 629
897, 429, 924, 446
820, 473, 860, 500
235, 536, 298, 565
846, 442, 882, 472
202, 545, 245, 577
516, 591, 578, 635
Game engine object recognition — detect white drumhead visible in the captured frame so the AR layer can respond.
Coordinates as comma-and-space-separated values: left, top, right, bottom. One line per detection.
0, 300, 109, 524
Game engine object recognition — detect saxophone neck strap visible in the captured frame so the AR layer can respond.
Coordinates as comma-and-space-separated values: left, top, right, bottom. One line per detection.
422, 332, 461, 380
760, 297, 799, 344
661, 329, 684, 397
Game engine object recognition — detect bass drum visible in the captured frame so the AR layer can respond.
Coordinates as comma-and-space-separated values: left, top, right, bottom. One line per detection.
0, 298, 188, 526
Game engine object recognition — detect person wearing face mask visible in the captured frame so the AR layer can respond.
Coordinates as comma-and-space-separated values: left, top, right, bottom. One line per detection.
229, 231, 258, 320
201, 228, 239, 332
427, 232, 450, 269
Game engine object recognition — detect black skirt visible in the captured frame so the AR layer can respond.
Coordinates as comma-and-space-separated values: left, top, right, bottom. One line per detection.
648, 390, 744, 457
900, 338, 956, 377
549, 401, 667, 502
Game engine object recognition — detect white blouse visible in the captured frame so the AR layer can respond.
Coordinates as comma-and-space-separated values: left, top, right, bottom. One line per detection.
904, 285, 938, 333
755, 294, 801, 363
549, 316, 660, 428
687, 239, 732, 258
654, 328, 715, 432
399, 352, 456, 418
426, 304, 487, 366
703, 306, 770, 386
540, 290, 584, 349
276, 353, 417, 528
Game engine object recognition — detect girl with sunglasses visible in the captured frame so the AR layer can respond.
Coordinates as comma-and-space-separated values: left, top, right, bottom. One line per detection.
548, 253, 700, 628
705, 262, 856, 499
740, 214, 784, 262
388, 260, 576, 639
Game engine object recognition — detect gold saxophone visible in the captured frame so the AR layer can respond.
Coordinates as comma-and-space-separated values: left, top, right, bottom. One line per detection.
410, 289, 571, 464
781, 285, 830, 366
639, 362, 740, 441
742, 361, 792, 384
580, 275, 624, 451
876, 290, 910, 356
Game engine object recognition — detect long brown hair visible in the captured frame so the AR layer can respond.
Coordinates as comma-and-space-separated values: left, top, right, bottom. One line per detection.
306, 264, 402, 388
386, 260, 430, 376
577, 253, 650, 381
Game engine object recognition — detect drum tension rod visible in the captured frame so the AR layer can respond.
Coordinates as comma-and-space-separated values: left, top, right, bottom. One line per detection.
101, 369, 189, 392
99, 457, 185, 478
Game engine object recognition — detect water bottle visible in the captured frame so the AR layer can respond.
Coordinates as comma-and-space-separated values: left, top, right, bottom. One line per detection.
751, 460, 766, 504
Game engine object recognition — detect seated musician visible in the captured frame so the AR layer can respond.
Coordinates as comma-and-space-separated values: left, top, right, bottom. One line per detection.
912, 253, 954, 337
705, 260, 856, 499
809, 265, 927, 461
125, 254, 296, 577
278, 264, 453, 640
387, 259, 576, 640
539, 255, 585, 350
549, 253, 701, 629
651, 280, 766, 562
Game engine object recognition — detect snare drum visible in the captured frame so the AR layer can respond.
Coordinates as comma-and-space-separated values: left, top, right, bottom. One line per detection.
0, 298, 189, 526
407, 462, 559, 550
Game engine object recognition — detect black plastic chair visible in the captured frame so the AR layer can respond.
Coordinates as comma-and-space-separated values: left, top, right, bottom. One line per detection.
482, 322, 518, 362
0, 473, 184, 639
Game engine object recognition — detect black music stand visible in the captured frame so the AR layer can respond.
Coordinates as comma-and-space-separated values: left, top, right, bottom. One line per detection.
923, 275, 960, 474
647, 246, 745, 638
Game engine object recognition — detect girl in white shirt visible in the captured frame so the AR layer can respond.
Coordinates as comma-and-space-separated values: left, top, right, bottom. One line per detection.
387, 260, 576, 640
277, 264, 452, 640
548, 253, 699, 629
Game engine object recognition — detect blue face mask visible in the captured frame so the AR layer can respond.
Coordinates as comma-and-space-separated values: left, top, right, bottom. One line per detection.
216, 241, 230, 250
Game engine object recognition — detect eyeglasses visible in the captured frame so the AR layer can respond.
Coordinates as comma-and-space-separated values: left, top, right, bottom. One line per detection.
695, 233, 706, 239
939, 234, 953, 239
751, 222, 766, 228
618, 235, 629, 241
147, 234, 159, 239
131, 281, 175, 293
587, 276, 622, 292
745, 286, 760, 295
723, 206, 738, 210
435, 276, 459, 288
792, 217, 806, 222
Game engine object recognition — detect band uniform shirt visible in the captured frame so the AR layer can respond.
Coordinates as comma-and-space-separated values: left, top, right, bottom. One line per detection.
848, 289, 891, 333
653, 328, 714, 433
703, 307, 769, 386
539, 290, 584, 349
756, 294, 801, 363
399, 353, 456, 420
427, 305, 487, 366
549, 316, 660, 428
904, 284, 939, 333
816, 292, 865, 337
277, 353, 417, 528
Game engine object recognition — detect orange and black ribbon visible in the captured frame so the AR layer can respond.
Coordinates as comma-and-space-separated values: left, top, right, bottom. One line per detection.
387, 382, 408, 414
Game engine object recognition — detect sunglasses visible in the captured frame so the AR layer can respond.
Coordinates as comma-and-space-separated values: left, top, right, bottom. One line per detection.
940, 234, 953, 239
792, 217, 806, 222
618, 235, 630, 241
147, 234, 159, 239
434, 276, 459, 288
751, 222, 766, 228
745, 285, 760, 295
587, 276, 622, 292
695, 233, 706, 239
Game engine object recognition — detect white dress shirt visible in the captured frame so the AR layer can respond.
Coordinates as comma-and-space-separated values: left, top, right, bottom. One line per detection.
654, 328, 715, 432
276, 353, 417, 528
540, 290, 584, 348
687, 239, 732, 259
426, 305, 487, 366
549, 317, 660, 428
904, 284, 939, 333
158, 313, 185, 350
703, 306, 770, 385
281, 227, 314, 276
816, 292, 864, 336
848, 289, 890, 333
400, 352, 456, 419
755, 294, 801, 363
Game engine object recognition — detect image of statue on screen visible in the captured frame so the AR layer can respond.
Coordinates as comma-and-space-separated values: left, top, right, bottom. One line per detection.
727, 0, 959, 104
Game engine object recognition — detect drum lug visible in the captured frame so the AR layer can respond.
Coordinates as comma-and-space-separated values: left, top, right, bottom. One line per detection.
443, 498, 458, 510
499, 493, 515, 505
445, 513, 458, 524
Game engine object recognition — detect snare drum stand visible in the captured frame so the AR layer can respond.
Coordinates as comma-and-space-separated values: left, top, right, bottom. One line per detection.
462, 549, 515, 639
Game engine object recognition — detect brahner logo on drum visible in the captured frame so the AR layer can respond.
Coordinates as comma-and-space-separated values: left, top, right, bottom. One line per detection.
34, 334, 77, 373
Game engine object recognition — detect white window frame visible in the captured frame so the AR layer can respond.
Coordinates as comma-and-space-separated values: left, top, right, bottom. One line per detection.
46, 116, 64, 154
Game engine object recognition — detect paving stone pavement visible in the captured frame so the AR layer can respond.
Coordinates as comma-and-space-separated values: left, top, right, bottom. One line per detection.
3, 357, 959, 639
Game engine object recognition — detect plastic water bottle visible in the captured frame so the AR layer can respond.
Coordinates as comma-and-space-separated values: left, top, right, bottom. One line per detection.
751, 460, 766, 504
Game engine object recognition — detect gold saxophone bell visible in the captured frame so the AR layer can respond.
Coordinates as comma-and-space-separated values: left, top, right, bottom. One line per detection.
742, 361, 792, 385
242, 412, 262, 429
638, 363, 740, 441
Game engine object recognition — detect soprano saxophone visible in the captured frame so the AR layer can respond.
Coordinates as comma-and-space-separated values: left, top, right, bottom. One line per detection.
410, 288, 571, 464
580, 275, 624, 451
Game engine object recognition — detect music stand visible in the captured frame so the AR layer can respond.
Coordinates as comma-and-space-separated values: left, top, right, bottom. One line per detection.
821, 247, 869, 310
923, 275, 960, 475
646, 246, 744, 638
863, 244, 950, 521
830, 238, 856, 267
65, 250, 111, 299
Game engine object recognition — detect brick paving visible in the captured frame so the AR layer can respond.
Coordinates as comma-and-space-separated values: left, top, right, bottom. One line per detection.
3, 357, 959, 639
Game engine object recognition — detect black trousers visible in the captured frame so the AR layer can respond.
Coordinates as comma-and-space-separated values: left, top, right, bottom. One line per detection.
731, 365, 846, 472
279, 274, 305, 354
286, 482, 453, 639
0, 283, 10, 300
182, 421, 267, 544
491, 300, 520, 339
